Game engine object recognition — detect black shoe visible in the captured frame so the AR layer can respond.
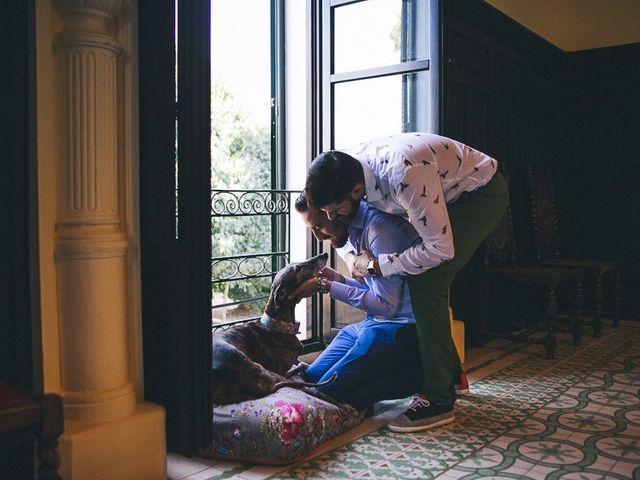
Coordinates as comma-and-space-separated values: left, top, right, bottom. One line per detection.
386, 394, 454, 433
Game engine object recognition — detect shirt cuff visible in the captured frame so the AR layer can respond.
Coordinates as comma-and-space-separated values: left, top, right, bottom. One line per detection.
378, 253, 404, 277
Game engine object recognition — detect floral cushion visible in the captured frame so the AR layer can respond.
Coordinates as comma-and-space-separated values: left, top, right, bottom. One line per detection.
199, 387, 363, 464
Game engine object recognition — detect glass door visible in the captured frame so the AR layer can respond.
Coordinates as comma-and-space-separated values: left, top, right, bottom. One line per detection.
209, 0, 321, 349
210, 0, 283, 329
321, 0, 436, 330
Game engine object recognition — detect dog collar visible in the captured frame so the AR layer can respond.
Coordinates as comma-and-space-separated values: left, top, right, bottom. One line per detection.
260, 314, 300, 335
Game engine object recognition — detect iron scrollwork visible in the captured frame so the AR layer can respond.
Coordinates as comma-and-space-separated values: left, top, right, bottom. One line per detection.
211, 189, 291, 216
211, 189, 301, 330
211, 252, 289, 283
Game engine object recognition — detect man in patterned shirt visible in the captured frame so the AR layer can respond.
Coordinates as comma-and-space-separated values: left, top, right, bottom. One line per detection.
304, 132, 509, 431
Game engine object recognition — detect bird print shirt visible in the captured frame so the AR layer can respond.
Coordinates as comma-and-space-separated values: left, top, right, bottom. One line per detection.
340, 132, 498, 277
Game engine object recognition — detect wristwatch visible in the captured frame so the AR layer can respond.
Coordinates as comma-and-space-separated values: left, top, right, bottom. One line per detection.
366, 258, 377, 277
317, 276, 328, 294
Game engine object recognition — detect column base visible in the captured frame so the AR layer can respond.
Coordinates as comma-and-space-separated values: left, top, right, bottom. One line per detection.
58, 402, 166, 480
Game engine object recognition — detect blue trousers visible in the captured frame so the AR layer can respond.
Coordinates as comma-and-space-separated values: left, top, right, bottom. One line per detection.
306, 318, 422, 409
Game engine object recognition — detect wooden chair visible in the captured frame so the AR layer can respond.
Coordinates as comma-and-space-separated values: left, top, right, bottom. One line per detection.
527, 166, 621, 337
482, 170, 584, 359
0, 382, 63, 479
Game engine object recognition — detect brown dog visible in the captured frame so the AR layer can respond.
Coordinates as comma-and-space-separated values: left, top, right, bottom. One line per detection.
212, 252, 334, 405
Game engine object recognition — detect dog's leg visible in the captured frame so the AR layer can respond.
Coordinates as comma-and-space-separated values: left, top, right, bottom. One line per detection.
284, 361, 309, 378
214, 346, 290, 403
271, 371, 337, 392
303, 387, 363, 415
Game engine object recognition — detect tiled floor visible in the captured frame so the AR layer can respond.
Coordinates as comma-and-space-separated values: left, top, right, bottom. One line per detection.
168, 320, 640, 480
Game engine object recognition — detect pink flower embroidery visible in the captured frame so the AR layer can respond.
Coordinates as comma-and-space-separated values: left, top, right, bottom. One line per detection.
274, 400, 305, 446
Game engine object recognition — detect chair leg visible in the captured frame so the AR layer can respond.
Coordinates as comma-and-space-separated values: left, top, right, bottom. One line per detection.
593, 271, 604, 338
572, 278, 583, 346
544, 285, 558, 359
613, 268, 621, 327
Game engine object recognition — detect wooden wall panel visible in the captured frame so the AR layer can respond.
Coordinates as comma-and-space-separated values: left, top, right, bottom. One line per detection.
446, 82, 466, 139
564, 43, 640, 320
445, 1, 640, 335
467, 91, 488, 152
0, 0, 33, 389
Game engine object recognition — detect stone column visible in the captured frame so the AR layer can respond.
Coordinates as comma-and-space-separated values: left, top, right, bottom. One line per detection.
36, 1, 166, 478
52, 0, 134, 424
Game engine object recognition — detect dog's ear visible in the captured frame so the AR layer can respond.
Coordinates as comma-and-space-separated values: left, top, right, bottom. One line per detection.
271, 282, 286, 309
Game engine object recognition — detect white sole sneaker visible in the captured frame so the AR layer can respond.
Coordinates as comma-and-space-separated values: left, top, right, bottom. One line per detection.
386, 411, 455, 433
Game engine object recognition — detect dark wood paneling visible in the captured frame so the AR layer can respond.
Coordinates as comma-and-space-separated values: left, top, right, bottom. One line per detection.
445, 0, 565, 342
563, 43, 640, 320
0, 0, 33, 389
445, 81, 466, 138
444, 0, 640, 341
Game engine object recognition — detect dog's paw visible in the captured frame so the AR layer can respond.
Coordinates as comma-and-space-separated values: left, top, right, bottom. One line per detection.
285, 361, 309, 378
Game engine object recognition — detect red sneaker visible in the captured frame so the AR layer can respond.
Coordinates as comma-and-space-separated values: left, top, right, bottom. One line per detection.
455, 373, 469, 395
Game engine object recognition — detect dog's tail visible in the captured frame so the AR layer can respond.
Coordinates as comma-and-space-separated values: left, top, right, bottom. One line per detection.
271, 371, 338, 393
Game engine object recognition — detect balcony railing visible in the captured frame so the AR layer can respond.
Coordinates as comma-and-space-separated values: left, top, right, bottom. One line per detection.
211, 189, 301, 333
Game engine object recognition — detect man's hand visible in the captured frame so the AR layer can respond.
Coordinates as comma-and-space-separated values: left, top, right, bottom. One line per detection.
287, 277, 320, 303
352, 248, 375, 278
319, 266, 345, 283
344, 252, 365, 283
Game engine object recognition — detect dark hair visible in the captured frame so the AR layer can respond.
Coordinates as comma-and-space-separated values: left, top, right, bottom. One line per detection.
305, 151, 364, 208
294, 190, 309, 213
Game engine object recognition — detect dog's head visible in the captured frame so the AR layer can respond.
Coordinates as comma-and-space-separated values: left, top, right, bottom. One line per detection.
264, 252, 328, 322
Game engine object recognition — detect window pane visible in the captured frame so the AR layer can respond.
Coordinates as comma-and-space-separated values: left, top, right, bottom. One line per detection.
211, 0, 271, 189
333, 0, 428, 74
333, 72, 429, 149
210, 0, 273, 328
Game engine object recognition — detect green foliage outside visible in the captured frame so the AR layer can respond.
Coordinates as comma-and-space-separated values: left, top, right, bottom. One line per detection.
211, 78, 272, 316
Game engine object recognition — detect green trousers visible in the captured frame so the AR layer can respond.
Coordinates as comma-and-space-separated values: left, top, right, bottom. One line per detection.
408, 171, 509, 405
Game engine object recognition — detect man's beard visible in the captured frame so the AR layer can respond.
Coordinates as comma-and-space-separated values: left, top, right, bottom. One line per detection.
336, 197, 360, 226
331, 232, 349, 249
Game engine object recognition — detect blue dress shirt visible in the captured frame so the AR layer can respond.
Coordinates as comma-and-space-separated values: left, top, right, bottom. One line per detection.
328, 202, 421, 324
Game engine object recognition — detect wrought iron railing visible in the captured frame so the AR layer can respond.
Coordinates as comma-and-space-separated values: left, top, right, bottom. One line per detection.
211, 189, 292, 216
211, 189, 301, 333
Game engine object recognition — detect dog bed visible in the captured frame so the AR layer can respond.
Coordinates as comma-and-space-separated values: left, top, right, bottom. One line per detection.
199, 387, 363, 465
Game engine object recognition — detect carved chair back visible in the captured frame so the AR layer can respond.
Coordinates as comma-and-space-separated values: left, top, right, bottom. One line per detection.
527, 165, 562, 261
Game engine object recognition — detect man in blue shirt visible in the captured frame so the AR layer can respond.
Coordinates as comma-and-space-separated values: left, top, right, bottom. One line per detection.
291, 193, 428, 410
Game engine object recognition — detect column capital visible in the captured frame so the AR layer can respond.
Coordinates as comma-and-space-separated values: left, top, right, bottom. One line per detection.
54, 0, 123, 35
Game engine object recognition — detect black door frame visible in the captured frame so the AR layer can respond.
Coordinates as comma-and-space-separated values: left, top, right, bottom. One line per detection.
139, 0, 212, 455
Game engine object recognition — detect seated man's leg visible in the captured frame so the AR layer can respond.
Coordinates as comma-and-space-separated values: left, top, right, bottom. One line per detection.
306, 322, 360, 383
341, 328, 423, 409
310, 320, 418, 406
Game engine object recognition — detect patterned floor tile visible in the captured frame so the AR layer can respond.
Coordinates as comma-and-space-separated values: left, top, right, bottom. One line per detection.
271, 325, 640, 480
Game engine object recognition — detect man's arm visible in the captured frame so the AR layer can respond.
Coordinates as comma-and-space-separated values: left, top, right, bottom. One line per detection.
329, 212, 416, 318
376, 163, 455, 277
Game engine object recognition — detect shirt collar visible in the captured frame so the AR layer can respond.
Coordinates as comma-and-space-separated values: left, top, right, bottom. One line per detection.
360, 160, 383, 202
348, 201, 369, 242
